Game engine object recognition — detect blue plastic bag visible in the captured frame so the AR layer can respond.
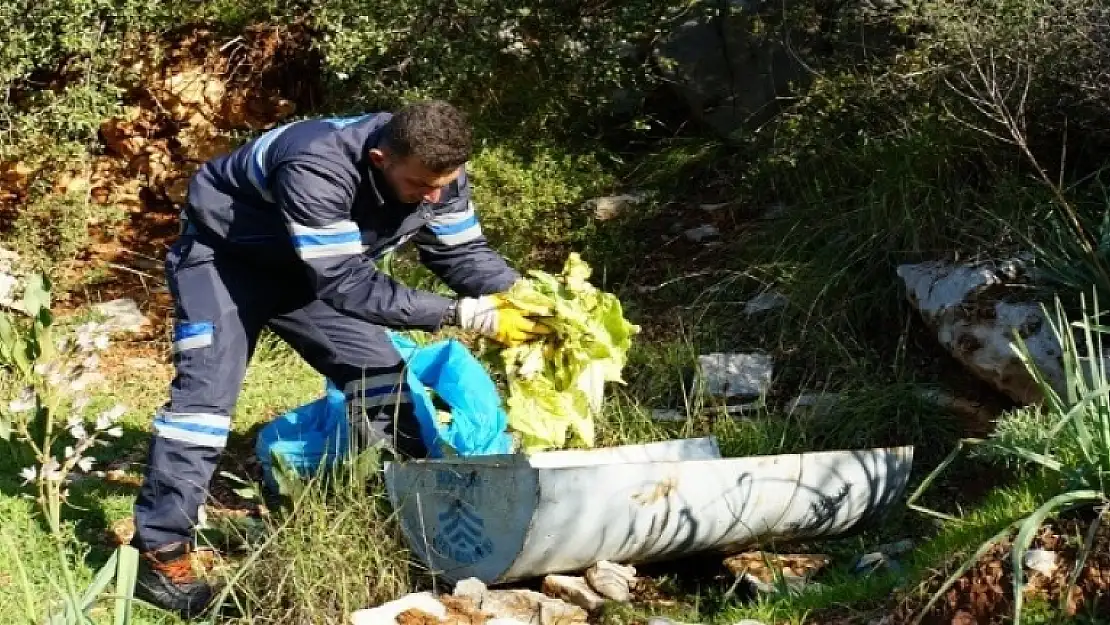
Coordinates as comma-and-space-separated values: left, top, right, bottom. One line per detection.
256, 332, 511, 487
390, 333, 513, 457
255, 383, 348, 492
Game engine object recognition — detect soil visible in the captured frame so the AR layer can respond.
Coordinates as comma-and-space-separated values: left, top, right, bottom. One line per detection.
884, 516, 1110, 624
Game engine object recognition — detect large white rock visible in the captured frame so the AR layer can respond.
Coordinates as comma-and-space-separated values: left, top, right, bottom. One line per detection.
897, 259, 1063, 404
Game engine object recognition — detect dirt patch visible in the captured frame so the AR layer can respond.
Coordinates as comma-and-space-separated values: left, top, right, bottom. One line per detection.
12, 23, 324, 338
888, 514, 1110, 624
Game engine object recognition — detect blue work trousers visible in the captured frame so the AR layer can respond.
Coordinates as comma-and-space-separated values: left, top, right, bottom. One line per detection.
133, 229, 425, 552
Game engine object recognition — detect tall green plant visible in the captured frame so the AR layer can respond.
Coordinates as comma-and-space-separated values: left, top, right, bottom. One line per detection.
906, 290, 1110, 625
0, 274, 139, 624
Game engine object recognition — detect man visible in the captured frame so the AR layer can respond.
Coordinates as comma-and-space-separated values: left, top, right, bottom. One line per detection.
131, 100, 547, 617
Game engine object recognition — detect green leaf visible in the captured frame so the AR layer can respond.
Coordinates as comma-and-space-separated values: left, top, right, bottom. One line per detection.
22, 273, 51, 318
114, 545, 139, 625
0, 416, 9, 440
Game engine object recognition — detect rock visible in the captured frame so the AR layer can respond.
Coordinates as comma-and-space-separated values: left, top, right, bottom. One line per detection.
584, 193, 647, 221
350, 593, 447, 625
453, 579, 587, 625
1023, 549, 1058, 576
0, 247, 26, 313
93, 298, 149, 334
654, 7, 809, 139
650, 408, 686, 422
852, 551, 902, 575
684, 224, 720, 242
724, 552, 830, 582
697, 352, 773, 398
453, 577, 488, 599
722, 402, 762, 417
743, 291, 787, 315
786, 393, 840, 418
542, 575, 606, 612
733, 621, 768, 625
898, 258, 1064, 404
585, 561, 636, 602
700, 202, 731, 212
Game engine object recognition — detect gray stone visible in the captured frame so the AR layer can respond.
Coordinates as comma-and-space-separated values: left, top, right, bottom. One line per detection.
684, 224, 720, 242
898, 259, 1063, 404
698, 352, 773, 398
650, 408, 686, 422
94, 298, 149, 334
699, 202, 731, 212
584, 193, 647, 221
786, 393, 840, 418
852, 551, 902, 575
722, 402, 762, 417
743, 291, 787, 315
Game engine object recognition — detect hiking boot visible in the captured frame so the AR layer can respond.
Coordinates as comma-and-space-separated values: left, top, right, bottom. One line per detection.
134, 542, 214, 619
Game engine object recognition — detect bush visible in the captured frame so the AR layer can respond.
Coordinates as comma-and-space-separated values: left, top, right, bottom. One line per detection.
311, 0, 682, 138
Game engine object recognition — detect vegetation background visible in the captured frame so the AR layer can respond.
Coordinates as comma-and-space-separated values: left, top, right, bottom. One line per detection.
1, 0, 1109, 623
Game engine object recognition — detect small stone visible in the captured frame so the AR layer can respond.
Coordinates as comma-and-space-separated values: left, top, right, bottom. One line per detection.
94, 298, 149, 334
684, 224, 720, 242
650, 408, 686, 422
743, 291, 787, 315
585, 561, 636, 602
699, 202, 731, 212
786, 393, 840, 418
1023, 549, 1058, 576
543, 575, 606, 612
350, 592, 446, 625
453, 577, 488, 599
585, 193, 647, 221
722, 402, 762, 417
697, 353, 773, 398
852, 552, 901, 574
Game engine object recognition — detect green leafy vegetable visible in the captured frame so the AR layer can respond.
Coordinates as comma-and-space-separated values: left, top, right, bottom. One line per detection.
493, 253, 639, 452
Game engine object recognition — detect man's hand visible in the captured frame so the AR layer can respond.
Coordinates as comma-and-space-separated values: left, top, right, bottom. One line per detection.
454, 294, 551, 346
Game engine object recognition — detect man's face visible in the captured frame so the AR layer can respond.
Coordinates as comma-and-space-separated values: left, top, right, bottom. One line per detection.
369, 148, 462, 204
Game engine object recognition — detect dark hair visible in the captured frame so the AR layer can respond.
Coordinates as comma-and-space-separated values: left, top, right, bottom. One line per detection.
383, 100, 472, 172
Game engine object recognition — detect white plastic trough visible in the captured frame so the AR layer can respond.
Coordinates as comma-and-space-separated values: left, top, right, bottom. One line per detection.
383, 437, 913, 585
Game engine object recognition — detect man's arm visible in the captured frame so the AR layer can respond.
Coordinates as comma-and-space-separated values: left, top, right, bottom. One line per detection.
413, 172, 521, 296
274, 159, 453, 330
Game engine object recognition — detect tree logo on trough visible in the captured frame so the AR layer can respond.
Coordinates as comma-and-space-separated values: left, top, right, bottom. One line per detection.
433, 500, 494, 564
